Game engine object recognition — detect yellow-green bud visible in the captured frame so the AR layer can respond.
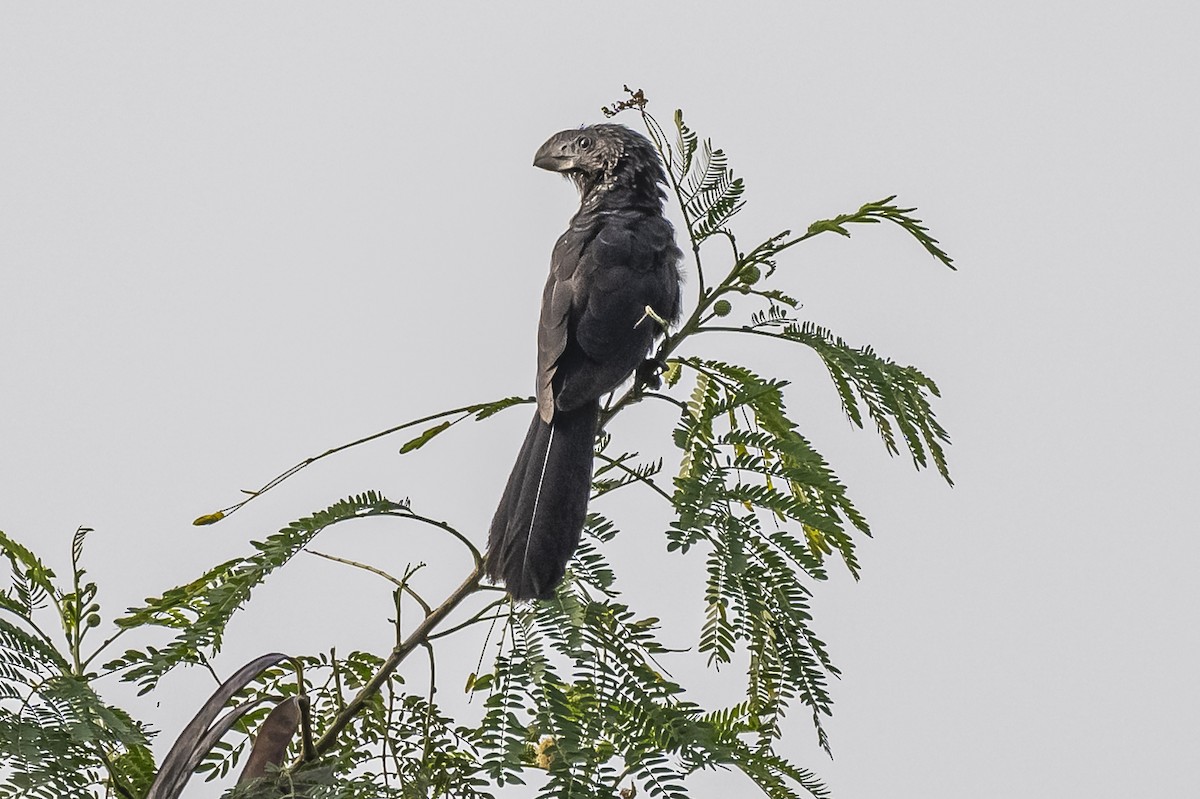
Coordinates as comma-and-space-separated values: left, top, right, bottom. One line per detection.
740, 265, 761, 285
713, 299, 732, 317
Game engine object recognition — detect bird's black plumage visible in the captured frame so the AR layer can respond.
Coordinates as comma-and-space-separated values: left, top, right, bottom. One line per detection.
486, 124, 683, 600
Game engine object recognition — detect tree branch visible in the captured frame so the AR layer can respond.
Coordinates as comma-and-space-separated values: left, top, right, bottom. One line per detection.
302, 565, 484, 762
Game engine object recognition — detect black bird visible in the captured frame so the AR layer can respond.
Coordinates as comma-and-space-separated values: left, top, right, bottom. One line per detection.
486, 124, 683, 600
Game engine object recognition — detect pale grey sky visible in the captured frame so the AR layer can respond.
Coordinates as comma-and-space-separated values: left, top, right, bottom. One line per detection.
2, 3, 1197, 797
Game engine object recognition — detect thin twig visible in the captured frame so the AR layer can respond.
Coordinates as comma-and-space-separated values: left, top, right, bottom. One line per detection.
388, 509, 483, 569
196, 396, 533, 523
301, 565, 484, 762
421, 642, 436, 767
80, 627, 128, 671
426, 598, 509, 642
305, 549, 433, 617
639, 106, 707, 302
592, 451, 673, 504
330, 647, 345, 713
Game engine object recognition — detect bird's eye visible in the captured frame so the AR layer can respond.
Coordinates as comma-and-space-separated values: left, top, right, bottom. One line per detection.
578, 136, 592, 149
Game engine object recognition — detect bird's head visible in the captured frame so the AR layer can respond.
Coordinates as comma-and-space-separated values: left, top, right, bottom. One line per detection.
533, 124, 666, 202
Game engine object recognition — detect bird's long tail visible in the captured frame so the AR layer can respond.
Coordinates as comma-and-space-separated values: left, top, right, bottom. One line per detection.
486, 402, 598, 600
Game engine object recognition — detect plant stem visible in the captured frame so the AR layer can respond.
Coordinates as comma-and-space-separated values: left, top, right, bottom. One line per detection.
302, 565, 484, 762
201, 397, 533, 523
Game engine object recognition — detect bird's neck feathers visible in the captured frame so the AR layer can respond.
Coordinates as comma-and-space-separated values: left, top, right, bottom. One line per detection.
577, 151, 668, 215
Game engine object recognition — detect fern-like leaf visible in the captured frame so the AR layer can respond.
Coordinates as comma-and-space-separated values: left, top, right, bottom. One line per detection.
108, 492, 407, 693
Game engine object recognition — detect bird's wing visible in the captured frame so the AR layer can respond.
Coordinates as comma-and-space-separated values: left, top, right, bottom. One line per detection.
551, 215, 681, 411
536, 226, 589, 423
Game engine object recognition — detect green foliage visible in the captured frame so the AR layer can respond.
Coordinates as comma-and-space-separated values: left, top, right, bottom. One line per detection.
0, 529, 154, 799
468, 518, 828, 799
671, 109, 747, 244
210, 652, 491, 799
769, 321, 953, 482
806, 196, 955, 271
1, 93, 955, 798
668, 356, 855, 749
107, 492, 411, 695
